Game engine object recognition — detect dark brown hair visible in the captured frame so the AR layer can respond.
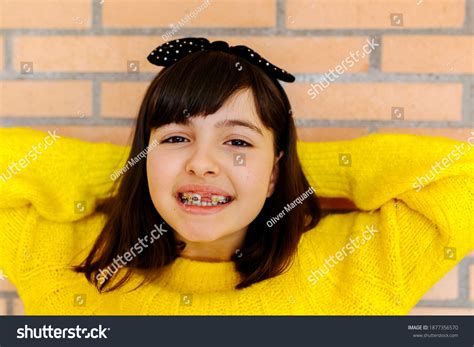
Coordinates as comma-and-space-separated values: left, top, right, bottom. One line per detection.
74, 49, 321, 292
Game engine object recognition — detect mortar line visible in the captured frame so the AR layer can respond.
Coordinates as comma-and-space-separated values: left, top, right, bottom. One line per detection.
0, 27, 472, 36
465, 0, 473, 33
458, 257, 470, 303
368, 35, 382, 73
0, 72, 471, 83
92, 0, 103, 29
3, 35, 13, 71
5, 297, 14, 315
417, 258, 474, 307
276, 0, 286, 34
92, 78, 101, 120
462, 80, 472, 125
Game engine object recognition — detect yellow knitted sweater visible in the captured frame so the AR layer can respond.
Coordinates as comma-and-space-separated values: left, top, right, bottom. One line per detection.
0, 128, 472, 315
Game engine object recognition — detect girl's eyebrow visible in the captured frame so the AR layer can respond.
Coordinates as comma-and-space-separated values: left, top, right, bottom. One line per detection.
214, 119, 263, 136
162, 119, 264, 137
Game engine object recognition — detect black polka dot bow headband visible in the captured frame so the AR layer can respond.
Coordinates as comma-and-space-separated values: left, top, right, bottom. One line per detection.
147, 37, 295, 83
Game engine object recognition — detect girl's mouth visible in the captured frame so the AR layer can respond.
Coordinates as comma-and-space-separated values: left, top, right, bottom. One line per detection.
175, 192, 234, 214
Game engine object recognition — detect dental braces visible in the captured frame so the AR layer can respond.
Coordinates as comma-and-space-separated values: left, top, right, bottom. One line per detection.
180, 192, 231, 206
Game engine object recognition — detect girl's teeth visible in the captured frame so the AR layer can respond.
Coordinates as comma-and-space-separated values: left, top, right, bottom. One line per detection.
180, 192, 231, 206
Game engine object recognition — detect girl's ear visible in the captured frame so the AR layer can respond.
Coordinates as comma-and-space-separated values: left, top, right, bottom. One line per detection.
267, 151, 284, 198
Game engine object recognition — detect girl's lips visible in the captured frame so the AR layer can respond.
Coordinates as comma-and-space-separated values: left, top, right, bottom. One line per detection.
175, 195, 233, 215
175, 184, 234, 199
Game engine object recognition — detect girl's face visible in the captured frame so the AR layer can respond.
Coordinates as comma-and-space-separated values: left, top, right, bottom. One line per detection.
146, 89, 283, 244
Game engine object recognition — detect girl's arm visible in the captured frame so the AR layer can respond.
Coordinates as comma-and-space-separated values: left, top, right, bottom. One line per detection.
296, 133, 474, 313
0, 127, 127, 284
0, 127, 127, 220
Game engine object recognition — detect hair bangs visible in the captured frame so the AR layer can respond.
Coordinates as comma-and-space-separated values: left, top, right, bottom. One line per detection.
147, 51, 254, 129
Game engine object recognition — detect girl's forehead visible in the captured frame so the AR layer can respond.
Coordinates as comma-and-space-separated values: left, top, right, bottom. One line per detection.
223, 89, 256, 108
192, 88, 258, 119
162, 89, 266, 131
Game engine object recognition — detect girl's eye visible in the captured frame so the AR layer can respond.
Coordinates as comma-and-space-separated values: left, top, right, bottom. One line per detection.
161, 136, 188, 144
226, 139, 251, 147
161, 137, 251, 147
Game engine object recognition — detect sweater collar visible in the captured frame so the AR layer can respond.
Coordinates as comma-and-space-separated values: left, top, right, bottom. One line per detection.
148, 256, 242, 293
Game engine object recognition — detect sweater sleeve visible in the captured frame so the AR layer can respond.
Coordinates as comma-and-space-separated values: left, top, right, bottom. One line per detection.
0, 206, 31, 286
296, 133, 474, 313
0, 127, 129, 221
0, 128, 129, 285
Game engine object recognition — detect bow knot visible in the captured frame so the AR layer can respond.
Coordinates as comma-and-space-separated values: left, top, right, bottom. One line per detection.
209, 40, 229, 52
147, 37, 295, 83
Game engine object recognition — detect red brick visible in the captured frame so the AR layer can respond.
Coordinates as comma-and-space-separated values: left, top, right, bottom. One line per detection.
0, 298, 6, 315
102, 82, 148, 118
0, 81, 91, 117
224, 37, 371, 73
297, 128, 369, 142
383, 36, 474, 74
409, 307, 474, 315
103, 0, 275, 28
0, 1, 91, 29
13, 36, 158, 73
13, 36, 370, 74
420, 266, 459, 300
12, 297, 24, 316
286, 0, 465, 29
0, 278, 16, 291
288, 83, 462, 121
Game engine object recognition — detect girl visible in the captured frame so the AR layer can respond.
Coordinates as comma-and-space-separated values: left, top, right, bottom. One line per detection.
0, 38, 472, 315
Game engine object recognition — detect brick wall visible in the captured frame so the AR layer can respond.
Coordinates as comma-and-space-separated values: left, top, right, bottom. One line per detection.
0, 0, 472, 315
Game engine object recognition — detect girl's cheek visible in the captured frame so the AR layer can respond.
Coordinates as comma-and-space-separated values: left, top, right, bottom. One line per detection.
233, 162, 271, 192
146, 152, 169, 184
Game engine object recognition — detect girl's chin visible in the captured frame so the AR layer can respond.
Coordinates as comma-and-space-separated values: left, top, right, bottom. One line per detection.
175, 229, 226, 243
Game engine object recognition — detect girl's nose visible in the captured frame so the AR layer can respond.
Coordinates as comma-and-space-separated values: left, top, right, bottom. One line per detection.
185, 146, 220, 177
